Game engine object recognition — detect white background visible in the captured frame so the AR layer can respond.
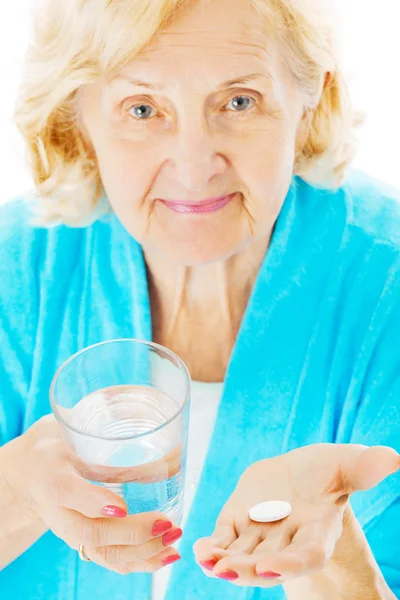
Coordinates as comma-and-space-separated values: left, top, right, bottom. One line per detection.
0, 0, 399, 204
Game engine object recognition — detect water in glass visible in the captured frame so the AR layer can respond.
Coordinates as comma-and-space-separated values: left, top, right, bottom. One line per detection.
68, 384, 186, 523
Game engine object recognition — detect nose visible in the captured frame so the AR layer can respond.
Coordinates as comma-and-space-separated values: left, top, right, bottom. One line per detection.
162, 127, 228, 192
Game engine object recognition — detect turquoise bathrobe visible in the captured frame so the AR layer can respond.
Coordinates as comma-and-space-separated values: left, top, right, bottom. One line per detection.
0, 171, 399, 599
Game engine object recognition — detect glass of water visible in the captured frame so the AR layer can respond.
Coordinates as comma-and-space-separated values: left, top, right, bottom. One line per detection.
50, 339, 191, 524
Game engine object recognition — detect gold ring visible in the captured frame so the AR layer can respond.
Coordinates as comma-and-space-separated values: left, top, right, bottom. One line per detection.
78, 544, 91, 562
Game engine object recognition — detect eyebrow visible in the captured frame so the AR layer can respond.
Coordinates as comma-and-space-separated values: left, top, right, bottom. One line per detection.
113, 72, 271, 90
218, 72, 271, 87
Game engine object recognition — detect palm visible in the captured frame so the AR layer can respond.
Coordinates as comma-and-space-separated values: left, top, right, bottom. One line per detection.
193, 444, 399, 587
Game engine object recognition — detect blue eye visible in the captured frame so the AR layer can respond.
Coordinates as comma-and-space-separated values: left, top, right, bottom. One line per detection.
226, 95, 255, 112
129, 104, 155, 119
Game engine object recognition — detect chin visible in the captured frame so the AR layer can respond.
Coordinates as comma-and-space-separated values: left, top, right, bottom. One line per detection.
142, 195, 251, 264
154, 238, 244, 266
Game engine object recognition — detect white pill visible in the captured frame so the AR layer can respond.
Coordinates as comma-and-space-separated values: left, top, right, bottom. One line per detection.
249, 501, 292, 523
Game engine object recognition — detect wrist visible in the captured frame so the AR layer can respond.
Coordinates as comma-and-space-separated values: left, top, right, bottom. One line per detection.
0, 432, 48, 569
284, 506, 395, 600
2, 430, 44, 526
328, 508, 386, 597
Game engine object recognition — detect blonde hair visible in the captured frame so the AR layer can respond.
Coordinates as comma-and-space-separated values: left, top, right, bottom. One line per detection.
15, 0, 359, 226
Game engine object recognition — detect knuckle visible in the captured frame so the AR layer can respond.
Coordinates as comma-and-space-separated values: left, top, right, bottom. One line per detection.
111, 565, 130, 576
102, 539, 161, 565
148, 537, 168, 561
193, 538, 212, 558
125, 516, 149, 545
192, 539, 203, 554
96, 545, 119, 565
127, 527, 147, 547
126, 529, 140, 546
34, 418, 63, 446
32, 439, 67, 475
32, 414, 58, 439
38, 414, 58, 429
81, 518, 104, 546
130, 539, 156, 561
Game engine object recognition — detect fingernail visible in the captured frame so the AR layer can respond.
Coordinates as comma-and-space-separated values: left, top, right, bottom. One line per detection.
152, 519, 173, 536
199, 558, 218, 571
257, 571, 282, 578
162, 553, 181, 566
102, 505, 127, 518
162, 527, 183, 546
217, 570, 239, 580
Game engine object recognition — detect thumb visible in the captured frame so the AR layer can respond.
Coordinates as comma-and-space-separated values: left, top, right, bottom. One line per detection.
345, 445, 400, 493
57, 470, 129, 519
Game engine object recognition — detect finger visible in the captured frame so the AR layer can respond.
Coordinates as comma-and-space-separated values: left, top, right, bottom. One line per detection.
223, 529, 262, 555
253, 526, 294, 555
28, 423, 128, 519
90, 531, 182, 565
211, 554, 286, 588
221, 520, 294, 558
33, 456, 128, 519
213, 554, 262, 587
106, 548, 182, 575
346, 446, 400, 493
255, 514, 341, 579
194, 523, 237, 567
48, 507, 179, 550
210, 529, 293, 586
49, 469, 128, 519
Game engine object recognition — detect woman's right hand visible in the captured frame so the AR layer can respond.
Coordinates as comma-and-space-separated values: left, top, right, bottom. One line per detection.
5, 414, 182, 574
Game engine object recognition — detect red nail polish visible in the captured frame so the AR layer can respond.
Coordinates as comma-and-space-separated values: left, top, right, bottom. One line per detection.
162, 554, 181, 566
162, 527, 183, 546
258, 571, 282, 578
102, 505, 127, 518
199, 558, 218, 571
217, 570, 239, 580
152, 519, 173, 536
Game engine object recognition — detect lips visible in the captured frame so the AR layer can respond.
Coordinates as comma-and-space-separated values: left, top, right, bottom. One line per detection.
159, 194, 235, 214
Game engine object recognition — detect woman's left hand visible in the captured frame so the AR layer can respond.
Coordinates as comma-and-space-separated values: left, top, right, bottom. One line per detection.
193, 444, 400, 587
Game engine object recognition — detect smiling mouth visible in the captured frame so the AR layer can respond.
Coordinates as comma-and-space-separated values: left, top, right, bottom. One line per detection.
159, 193, 237, 214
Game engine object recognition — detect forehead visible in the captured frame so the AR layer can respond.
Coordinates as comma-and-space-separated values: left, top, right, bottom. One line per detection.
155, 0, 269, 53
116, 0, 280, 82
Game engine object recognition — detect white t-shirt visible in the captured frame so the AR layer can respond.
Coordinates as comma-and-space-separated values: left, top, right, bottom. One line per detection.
152, 380, 224, 600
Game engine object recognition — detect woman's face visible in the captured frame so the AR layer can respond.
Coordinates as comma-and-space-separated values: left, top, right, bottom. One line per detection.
81, 0, 309, 265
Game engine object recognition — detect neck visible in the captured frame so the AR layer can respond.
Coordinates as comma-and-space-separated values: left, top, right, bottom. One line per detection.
144, 235, 270, 381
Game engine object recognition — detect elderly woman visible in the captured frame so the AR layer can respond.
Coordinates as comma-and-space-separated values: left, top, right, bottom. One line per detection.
0, 0, 399, 599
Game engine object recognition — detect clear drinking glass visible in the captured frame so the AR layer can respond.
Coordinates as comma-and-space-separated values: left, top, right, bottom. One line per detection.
50, 339, 191, 524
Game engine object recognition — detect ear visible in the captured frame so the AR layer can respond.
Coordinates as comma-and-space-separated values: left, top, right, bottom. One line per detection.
307, 71, 332, 112
294, 71, 332, 162
324, 71, 333, 88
